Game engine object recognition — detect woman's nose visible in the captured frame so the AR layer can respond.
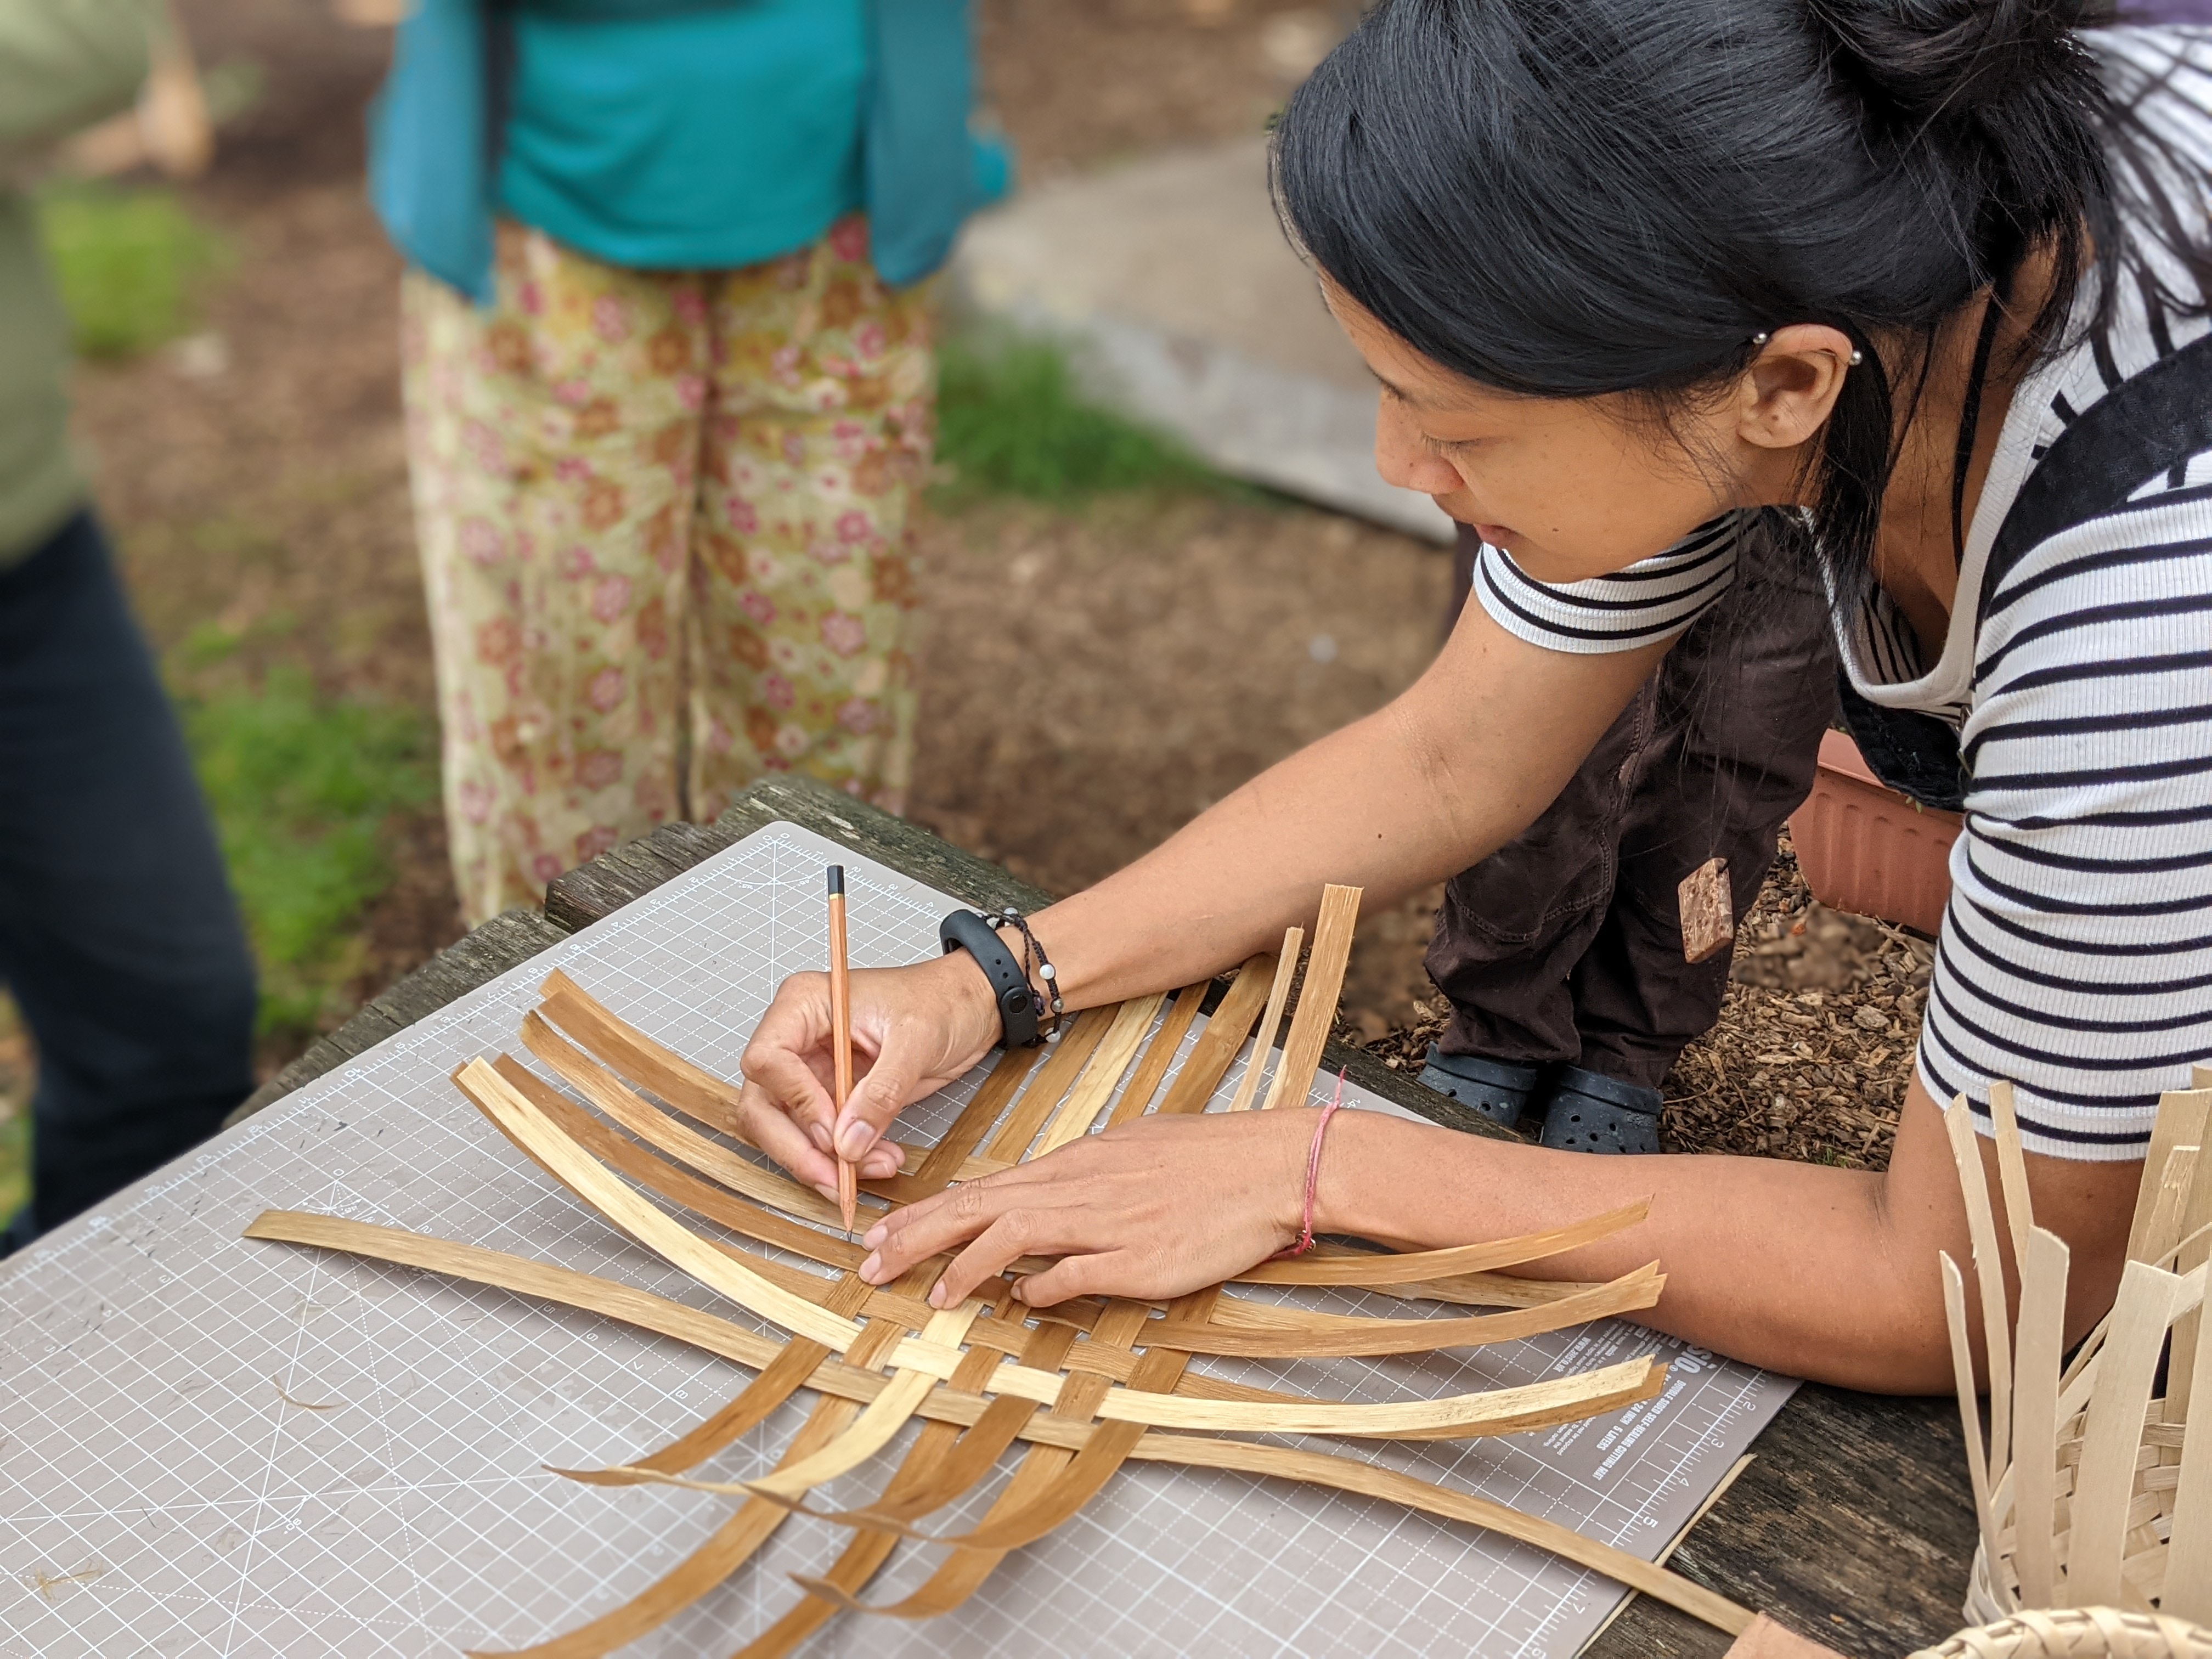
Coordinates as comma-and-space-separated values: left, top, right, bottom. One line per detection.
1372, 396, 1464, 498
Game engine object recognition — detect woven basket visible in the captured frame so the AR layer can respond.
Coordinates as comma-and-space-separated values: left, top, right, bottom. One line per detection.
1932, 1078, 2212, 1633
1909, 1606, 2212, 1658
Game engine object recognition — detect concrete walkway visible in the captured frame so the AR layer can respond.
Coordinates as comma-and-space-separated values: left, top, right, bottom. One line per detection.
950, 137, 1457, 543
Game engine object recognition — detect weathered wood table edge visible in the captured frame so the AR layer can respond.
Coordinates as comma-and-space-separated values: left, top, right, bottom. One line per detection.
223, 775, 1974, 1659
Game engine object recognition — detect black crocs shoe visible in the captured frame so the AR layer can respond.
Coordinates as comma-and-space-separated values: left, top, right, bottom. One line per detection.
1537, 1066, 1663, 1154
1417, 1046, 1544, 1131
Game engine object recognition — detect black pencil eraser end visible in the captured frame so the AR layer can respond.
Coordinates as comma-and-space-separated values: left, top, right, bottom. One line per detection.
826, 865, 845, 896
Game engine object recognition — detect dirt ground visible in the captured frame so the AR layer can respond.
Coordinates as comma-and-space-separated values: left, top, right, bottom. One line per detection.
39, 0, 1920, 1170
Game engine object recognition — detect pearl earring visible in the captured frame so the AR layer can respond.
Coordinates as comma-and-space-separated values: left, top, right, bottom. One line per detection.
1849, 348, 1864, 365
1750, 331, 1770, 346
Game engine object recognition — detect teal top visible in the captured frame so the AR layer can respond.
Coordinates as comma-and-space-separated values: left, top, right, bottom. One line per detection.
370, 0, 1008, 303
496, 0, 867, 272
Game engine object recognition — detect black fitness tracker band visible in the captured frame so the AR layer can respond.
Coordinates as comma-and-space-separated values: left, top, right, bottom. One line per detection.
939, 909, 1043, 1048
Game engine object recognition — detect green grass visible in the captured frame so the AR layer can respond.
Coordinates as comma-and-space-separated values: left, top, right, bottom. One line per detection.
1, 992, 30, 1235
0, 1108, 24, 1232
183, 667, 436, 1039
37, 180, 230, 359
932, 336, 1240, 504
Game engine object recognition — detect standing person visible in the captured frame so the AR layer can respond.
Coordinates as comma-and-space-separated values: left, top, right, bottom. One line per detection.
372, 0, 1005, 924
1421, 520, 1837, 1149
0, 0, 257, 1249
733, 5, 2212, 1392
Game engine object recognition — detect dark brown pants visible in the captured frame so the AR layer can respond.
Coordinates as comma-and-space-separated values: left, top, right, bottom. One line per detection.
1429, 517, 1838, 1090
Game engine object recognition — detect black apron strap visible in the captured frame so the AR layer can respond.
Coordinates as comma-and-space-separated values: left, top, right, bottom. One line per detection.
1979, 327, 2212, 609
1835, 677, 1972, 812
1841, 328, 2212, 813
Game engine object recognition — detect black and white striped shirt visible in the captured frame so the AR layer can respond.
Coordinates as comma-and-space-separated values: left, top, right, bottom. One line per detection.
1473, 28, 2212, 1161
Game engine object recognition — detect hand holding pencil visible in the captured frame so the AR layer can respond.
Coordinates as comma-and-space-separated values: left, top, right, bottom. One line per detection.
731, 876, 1004, 1198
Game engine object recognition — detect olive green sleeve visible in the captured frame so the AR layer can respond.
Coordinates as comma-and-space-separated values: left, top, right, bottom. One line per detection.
0, 0, 159, 156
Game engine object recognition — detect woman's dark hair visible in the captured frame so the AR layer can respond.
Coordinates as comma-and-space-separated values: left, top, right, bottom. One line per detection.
1273, 0, 2212, 602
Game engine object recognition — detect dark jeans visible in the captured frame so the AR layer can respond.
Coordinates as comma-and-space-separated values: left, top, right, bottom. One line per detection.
0, 511, 256, 1250
1431, 516, 1837, 1090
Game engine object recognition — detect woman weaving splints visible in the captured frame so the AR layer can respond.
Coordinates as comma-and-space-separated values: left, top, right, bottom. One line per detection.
736, 0, 2212, 1392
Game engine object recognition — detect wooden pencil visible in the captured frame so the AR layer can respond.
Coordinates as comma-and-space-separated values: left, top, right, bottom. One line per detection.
827, 866, 857, 1235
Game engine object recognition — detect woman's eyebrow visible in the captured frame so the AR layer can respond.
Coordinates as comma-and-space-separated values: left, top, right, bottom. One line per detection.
1368, 364, 1493, 418
1367, 367, 1414, 402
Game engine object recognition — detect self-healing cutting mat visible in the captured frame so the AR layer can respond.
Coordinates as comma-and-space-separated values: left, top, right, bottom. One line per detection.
0, 822, 1795, 1657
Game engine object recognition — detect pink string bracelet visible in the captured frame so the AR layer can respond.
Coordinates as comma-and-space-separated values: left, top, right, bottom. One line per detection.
1269, 1068, 1347, 1261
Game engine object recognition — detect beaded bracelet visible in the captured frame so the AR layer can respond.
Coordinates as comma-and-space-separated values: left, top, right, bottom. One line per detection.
990, 907, 1066, 1042
1269, 1069, 1348, 1261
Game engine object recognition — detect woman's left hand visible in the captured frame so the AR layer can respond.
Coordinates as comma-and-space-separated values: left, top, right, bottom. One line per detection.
860, 1107, 1321, 1309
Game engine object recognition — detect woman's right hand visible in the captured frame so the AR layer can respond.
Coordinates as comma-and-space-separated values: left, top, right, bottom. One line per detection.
733, 951, 1006, 1199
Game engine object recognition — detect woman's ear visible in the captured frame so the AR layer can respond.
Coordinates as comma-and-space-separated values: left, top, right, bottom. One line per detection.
1737, 324, 1858, 453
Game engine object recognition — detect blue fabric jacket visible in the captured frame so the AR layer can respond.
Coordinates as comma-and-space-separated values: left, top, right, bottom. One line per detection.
368, 0, 1009, 301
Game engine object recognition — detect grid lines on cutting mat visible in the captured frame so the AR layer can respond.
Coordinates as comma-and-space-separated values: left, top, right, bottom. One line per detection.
0, 825, 1792, 1657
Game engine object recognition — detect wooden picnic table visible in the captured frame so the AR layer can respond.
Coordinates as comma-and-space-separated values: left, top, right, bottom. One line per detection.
226, 774, 1977, 1659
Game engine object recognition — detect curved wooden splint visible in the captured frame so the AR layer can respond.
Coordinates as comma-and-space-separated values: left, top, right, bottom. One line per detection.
242, 884, 1756, 1654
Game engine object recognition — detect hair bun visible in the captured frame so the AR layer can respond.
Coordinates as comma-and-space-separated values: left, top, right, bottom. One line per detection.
1805, 0, 2087, 129
1804, 0, 2110, 274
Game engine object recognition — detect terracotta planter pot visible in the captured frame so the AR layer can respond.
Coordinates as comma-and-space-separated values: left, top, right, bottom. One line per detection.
1786, 730, 1961, 938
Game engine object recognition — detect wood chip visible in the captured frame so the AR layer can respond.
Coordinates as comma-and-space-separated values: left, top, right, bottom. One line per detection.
1678, 856, 1734, 964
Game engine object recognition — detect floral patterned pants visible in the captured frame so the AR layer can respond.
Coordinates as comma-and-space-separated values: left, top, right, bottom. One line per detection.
401, 219, 933, 924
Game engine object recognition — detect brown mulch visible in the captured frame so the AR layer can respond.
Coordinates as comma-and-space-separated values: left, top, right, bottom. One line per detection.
1667, 838, 1933, 1169
1344, 832, 1934, 1170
